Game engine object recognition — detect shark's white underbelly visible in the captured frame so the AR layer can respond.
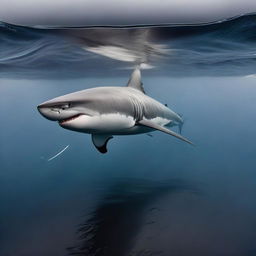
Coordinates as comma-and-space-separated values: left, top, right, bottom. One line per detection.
113, 116, 171, 135
61, 113, 135, 133
60, 113, 171, 135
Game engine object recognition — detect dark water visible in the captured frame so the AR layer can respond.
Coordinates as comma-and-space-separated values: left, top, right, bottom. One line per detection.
1, 14, 256, 256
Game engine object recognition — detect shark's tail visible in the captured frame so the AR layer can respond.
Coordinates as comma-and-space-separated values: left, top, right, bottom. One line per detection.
178, 122, 183, 134
178, 113, 184, 134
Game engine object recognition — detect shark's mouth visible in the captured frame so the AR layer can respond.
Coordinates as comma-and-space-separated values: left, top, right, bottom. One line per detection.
59, 114, 83, 125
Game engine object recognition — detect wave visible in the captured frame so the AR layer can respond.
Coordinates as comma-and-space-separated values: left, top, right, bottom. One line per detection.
1, 13, 256, 79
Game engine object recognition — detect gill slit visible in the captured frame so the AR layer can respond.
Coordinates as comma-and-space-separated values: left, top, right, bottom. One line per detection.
130, 96, 144, 122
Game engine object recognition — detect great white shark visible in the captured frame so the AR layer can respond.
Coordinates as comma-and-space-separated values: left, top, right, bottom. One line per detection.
37, 68, 193, 153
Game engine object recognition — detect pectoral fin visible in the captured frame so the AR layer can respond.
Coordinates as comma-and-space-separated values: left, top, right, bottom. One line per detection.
138, 119, 194, 145
92, 134, 113, 154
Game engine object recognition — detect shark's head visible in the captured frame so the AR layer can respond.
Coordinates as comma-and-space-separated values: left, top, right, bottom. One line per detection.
37, 90, 97, 132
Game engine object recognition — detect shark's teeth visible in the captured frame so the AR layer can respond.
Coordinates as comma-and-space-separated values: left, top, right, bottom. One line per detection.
59, 114, 82, 125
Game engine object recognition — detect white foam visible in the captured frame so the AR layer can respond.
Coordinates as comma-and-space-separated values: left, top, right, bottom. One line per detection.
245, 74, 256, 78
84, 46, 139, 62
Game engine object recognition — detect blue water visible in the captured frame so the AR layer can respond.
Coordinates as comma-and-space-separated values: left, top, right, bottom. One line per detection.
1, 14, 256, 256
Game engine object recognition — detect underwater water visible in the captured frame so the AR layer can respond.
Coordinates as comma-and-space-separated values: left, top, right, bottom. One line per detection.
1, 13, 256, 256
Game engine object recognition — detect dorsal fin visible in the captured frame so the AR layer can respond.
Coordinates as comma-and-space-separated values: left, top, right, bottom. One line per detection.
126, 67, 145, 93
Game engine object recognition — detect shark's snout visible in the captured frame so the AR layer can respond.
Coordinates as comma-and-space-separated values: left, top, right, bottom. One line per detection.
37, 101, 83, 124
37, 104, 56, 121
37, 103, 65, 121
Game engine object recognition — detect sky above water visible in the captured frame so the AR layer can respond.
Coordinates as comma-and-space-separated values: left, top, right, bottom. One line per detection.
1, 0, 256, 26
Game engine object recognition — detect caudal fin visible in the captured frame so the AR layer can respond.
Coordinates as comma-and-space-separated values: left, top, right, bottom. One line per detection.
178, 122, 183, 134
177, 113, 184, 134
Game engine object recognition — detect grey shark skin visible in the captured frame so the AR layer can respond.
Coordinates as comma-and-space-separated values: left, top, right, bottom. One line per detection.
38, 68, 193, 153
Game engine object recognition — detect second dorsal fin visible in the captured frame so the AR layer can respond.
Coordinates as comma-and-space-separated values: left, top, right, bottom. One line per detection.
126, 67, 145, 93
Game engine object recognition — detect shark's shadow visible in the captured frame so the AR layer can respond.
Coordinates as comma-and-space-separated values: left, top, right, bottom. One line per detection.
67, 178, 199, 256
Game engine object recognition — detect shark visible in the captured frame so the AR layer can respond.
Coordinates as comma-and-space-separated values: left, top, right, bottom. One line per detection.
37, 68, 193, 153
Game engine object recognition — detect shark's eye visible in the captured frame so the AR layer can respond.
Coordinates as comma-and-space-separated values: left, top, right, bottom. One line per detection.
61, 103, 70, 110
